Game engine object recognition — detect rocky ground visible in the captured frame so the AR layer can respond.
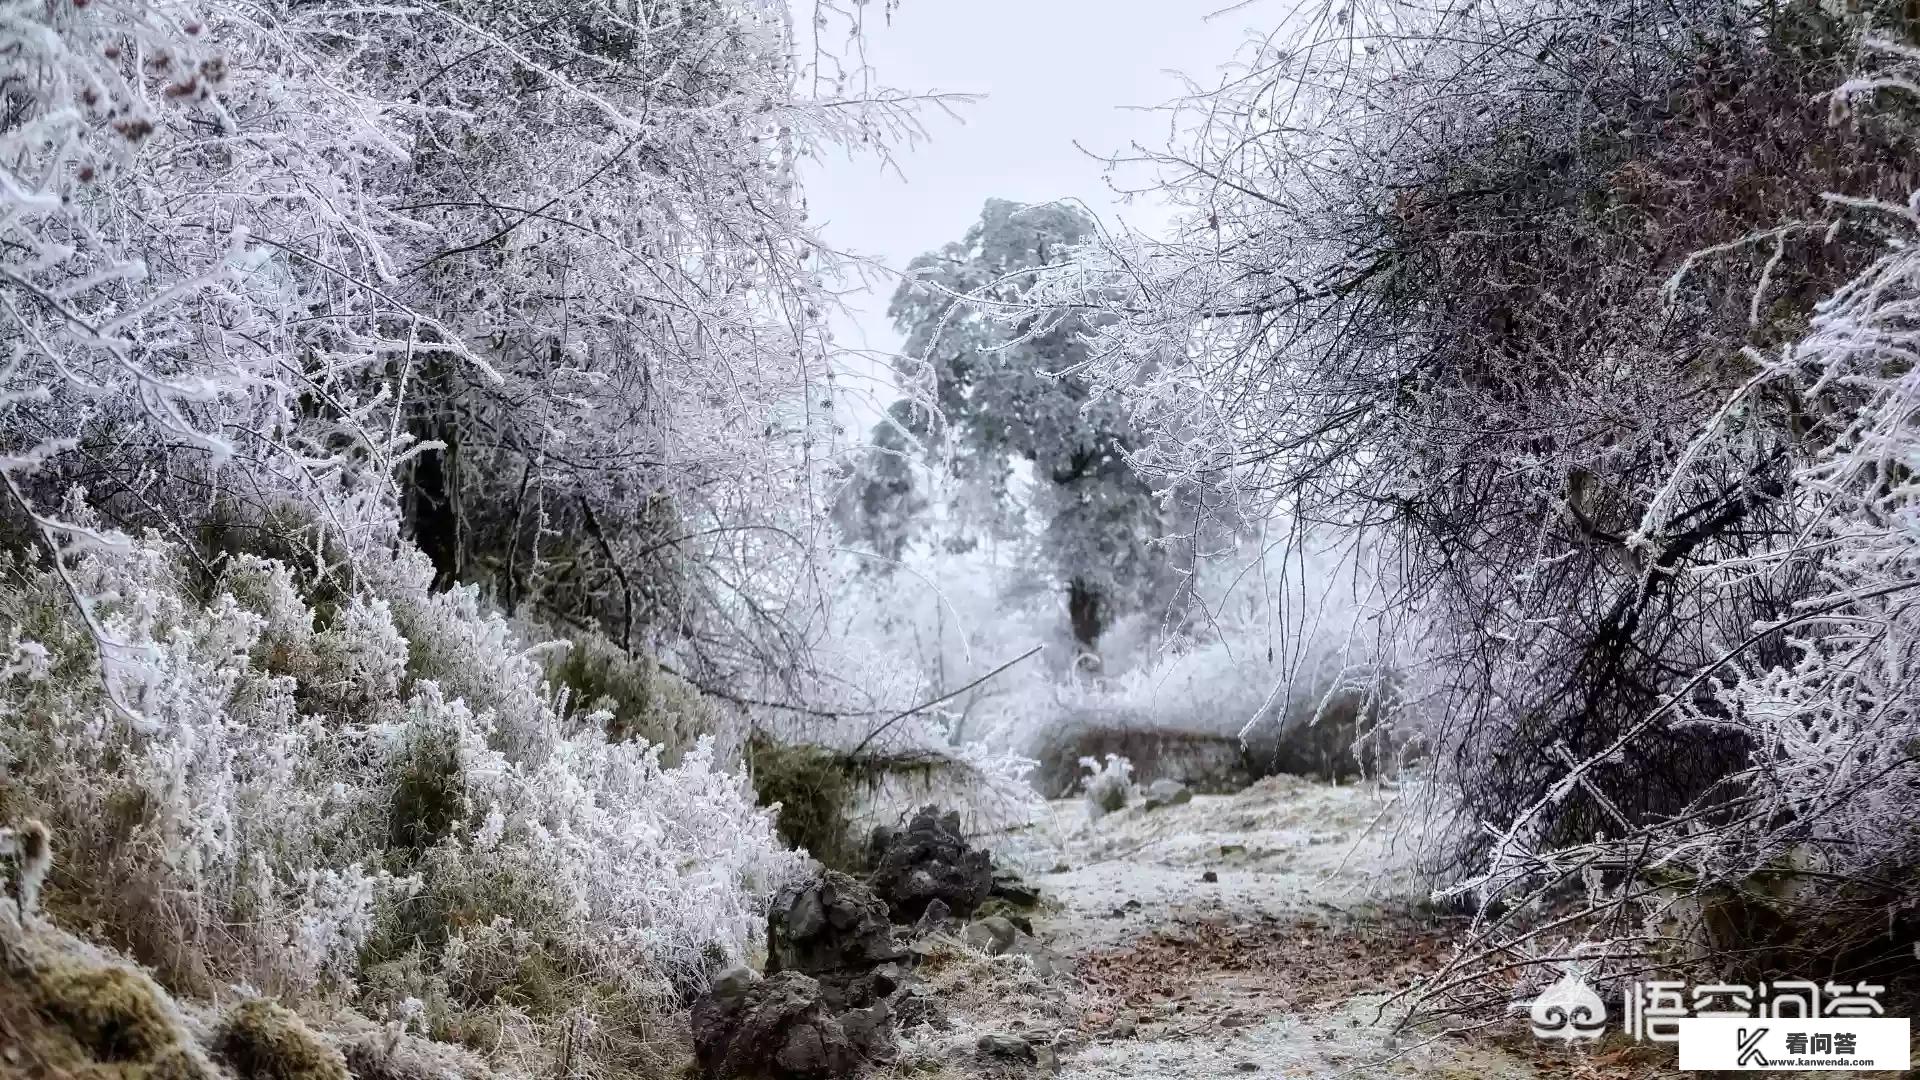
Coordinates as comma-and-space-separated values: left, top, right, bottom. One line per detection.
0, 777, 1790, 1079
888, 776, 1657, 1079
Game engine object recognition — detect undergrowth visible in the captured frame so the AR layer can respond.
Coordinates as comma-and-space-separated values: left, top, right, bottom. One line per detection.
541, 631, 717, 764
0, 523, 799, 1080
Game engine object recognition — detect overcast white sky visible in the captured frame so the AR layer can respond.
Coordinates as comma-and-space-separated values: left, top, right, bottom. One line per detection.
799, 0, 1266, 428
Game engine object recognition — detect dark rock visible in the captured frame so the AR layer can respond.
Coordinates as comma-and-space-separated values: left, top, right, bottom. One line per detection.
837, 1000, 895, 1063
1235, 1063, 1260, 1073
989, 869, 1042, 908
1048, 862, 1071, 874
1201, 870, 1218, 884
866, 824, 896, 863
691, 971, 863, 1080
975, 1033, 1035, 1061
711, 965, 760, 1003
697, 870, 921, 1074
913, 896, 952, 932
890, 983, 945, 1031
766, 869, 901, 1009
866, 805, 993, 923
869, 961, 906, 997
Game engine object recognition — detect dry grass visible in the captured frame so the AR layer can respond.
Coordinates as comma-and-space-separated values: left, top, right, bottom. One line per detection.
1074, 907, 1454, 1033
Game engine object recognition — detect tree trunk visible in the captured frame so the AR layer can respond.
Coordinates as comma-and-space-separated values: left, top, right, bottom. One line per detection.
1067, 578, 1105, 649
405, 406, 460, 590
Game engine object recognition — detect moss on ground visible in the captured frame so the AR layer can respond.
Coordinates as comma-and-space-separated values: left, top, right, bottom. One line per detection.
972, 898, 1035, 934
0, 924, 216, 1080
214, 1000, 348, 1080
748, 734, 860, 869
747, 734, 983, 873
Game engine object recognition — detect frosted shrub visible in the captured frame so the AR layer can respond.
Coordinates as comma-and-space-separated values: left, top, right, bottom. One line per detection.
0, 0, 905, 1064
541, 631, 720, 762
0, 532, 798, 1013
0, 537, 387, 995
1396, 23, 1920, 1015
1078, 754, 1134, 818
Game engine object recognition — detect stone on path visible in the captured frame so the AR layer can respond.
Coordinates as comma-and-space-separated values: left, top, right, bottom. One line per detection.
975, 1033, 1036, 1061
1143, 778, 1193, 811
691, 970, 868, 1080
962, 915, 1019, 955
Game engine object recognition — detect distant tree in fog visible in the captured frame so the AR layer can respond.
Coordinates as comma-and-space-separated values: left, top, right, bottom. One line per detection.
860, 199, 1173, 651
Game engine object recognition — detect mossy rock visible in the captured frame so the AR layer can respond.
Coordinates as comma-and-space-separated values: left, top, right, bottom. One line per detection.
32, 964, 183, 1062
0, 928, 215, 1080
748, 734, 979, 873
215, 999, 348, 1080
972, 898, 1034, 935
749, 735, 859, 869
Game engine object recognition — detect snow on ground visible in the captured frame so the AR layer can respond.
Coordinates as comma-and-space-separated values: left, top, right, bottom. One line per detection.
951, 777, 1582, 1078
1010, 775, 1422, 953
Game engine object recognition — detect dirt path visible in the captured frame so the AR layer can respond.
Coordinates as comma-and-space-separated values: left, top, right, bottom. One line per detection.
983, 777, 1551, 1078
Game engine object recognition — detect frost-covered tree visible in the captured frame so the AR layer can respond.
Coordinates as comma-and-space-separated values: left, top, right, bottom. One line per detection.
0, 0, 932, 701
831, 400, 929, 562
976, 0, 1920, 1007
358, 0, 856, 647
876, 199, 1171, 649
0, 0, 946, 1071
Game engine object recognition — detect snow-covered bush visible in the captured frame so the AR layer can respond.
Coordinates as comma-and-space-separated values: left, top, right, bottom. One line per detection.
0, 528, 798, 1026
1078, 754, 1134, 818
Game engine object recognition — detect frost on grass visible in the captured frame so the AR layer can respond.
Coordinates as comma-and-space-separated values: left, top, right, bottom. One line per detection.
0, 532, 800, 1060
888, 932, 1087, 1078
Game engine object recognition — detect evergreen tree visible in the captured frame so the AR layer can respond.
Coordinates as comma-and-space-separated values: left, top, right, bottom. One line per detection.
875, 199, 1170, 649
